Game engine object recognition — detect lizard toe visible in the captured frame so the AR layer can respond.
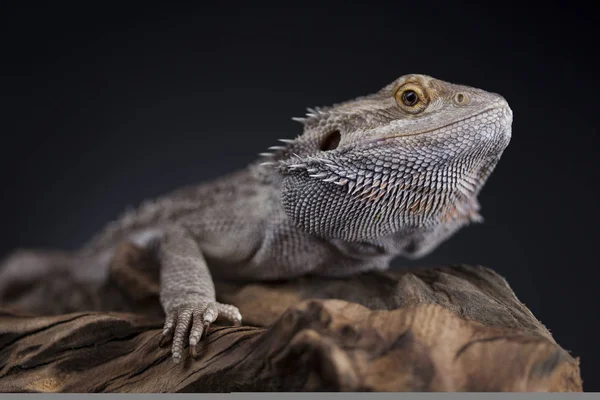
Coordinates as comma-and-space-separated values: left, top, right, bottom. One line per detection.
201, 303, 219, 339
216, 302, 242, 326
170, 304, 196, 364
188, 308, 206, 359
159, 310, 177, 347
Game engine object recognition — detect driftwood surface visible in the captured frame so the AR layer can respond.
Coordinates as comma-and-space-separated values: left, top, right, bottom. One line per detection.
0, 243, 583, 392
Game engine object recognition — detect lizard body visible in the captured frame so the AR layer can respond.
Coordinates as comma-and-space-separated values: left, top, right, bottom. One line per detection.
0, 74, 513, 363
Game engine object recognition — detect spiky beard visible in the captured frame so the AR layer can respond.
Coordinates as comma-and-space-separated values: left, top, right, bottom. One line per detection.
275, 145, 495, 242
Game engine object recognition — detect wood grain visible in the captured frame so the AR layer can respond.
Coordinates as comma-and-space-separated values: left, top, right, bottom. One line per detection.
0, 243, 582, 392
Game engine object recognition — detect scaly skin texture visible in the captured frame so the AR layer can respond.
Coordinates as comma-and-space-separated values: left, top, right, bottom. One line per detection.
0, 74, 512, 364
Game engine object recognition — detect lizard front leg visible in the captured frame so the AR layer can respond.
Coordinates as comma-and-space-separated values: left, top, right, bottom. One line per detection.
157, 225, 242, 364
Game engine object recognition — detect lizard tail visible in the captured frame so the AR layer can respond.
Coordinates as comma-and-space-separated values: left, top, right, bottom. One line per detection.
0, 248, 107, 315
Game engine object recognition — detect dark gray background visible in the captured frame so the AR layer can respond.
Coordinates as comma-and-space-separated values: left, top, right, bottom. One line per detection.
1, 2, 598, 391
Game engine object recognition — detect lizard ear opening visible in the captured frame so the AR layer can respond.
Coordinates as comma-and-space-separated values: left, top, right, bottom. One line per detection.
320, 130, 341, 151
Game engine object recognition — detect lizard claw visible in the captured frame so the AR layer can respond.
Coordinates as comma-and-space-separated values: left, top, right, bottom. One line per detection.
160, 301, 242, 363
189, 341, 199, 359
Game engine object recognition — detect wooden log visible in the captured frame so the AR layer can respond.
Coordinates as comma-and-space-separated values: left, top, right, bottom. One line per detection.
0, 244, 582, 392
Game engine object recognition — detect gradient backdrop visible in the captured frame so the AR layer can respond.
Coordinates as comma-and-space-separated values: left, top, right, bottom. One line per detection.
1, 2, 598, 391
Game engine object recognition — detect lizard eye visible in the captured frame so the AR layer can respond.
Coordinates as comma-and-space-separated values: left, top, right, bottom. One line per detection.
394, 84, 428, 113
401, 90, 419, 106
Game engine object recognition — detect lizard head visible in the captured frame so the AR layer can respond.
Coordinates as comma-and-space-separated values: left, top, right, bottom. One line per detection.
260, 74, 512, 242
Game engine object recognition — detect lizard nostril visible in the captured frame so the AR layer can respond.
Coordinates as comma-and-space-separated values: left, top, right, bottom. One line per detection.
320, 130, 341, 151
453, 92, 469, 105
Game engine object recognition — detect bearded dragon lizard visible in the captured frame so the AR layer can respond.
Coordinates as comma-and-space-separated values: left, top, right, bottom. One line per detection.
0, 74, 513, 364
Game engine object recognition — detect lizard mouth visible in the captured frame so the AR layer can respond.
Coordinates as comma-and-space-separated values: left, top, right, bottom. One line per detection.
371, 108, 498, 142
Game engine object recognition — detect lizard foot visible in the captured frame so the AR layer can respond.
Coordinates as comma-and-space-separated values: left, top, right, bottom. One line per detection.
159, 301, 242, 364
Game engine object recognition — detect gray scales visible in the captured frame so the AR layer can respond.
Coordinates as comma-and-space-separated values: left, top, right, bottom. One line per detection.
0, 74, 513, 364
